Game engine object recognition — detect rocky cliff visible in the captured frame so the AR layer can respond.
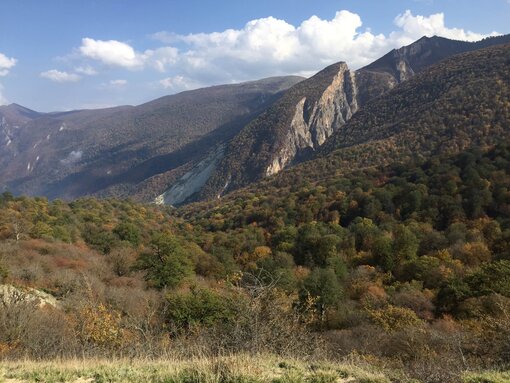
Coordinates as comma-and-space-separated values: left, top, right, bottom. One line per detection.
266, 63, 359, 176
162, 34, 510, 205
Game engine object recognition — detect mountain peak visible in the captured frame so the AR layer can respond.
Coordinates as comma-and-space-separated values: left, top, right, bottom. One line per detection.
0, 103, 42, 122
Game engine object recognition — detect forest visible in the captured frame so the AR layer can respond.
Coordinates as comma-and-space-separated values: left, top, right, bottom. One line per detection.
1, 143, 510, 382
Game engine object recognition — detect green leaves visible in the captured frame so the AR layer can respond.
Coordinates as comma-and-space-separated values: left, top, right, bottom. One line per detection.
136, 233, 194, 289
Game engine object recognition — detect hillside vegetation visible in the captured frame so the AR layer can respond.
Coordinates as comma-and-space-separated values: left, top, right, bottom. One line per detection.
1, 142, 510, 381
1, 39, 510, 383
320, 44, 510, 169
0, 76, 302, 200
188, 37, 510, 203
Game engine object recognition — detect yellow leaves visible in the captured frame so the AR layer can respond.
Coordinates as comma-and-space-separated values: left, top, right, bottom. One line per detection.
447, 241, 491, 269
0, 341, 18, 357
366, 304, 422, 333
300, 291, 320, 326
236, 246, 272, 271
253, 246, 272, 259
75, 303, 123, 348
226, 271, 243, 286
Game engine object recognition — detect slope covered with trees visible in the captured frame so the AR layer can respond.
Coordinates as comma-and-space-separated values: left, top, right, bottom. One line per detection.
181, 36, 510, 204
320, 44, 510, 169
1, 141, 510, 381
1, 35, 510, 383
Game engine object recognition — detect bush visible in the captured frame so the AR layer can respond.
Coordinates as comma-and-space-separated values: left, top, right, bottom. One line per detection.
165, 287, 237, 333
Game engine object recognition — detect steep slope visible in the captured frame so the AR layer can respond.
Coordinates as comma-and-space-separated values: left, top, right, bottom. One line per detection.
362, 34, 510, 82
164, 34, 509, 204
317, 44, 510, 169
0, 76, 303, 199
190, 62, 359, 203
179, 44, 510, 220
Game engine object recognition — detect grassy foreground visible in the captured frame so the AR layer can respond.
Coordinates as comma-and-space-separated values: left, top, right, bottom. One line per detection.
0, 355, 509, 383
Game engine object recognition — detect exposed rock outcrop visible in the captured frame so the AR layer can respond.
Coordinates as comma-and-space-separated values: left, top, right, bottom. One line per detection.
155, 145, 225, 206
266, 63, 359, 176
0, 284, 59, 308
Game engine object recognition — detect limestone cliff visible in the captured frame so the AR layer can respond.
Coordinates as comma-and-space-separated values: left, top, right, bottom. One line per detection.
266, 63, 359, 176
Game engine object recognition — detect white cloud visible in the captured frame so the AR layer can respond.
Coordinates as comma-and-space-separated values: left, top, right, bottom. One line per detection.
40, 69, 81, 82
145, 9, 498, 87
110, 79, 127, 86
392, 10, 499, 44
79, 38, 144, 69
145, 46, 179, 72
67, 10, 498, 95
159, 76, 200, 92
75, 65, 98, 75
0, 53, 17, 76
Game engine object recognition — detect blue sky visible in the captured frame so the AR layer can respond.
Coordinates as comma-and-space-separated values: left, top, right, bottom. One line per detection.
0, 0, 508, 112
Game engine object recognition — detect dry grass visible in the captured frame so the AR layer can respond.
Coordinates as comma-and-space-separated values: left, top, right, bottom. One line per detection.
1, 355, 508, 382
0, 355, 392, 383
462, 370, 510, 383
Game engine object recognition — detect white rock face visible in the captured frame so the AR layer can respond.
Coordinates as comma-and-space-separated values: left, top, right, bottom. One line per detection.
156, 144, 225, 206
266, 97, 311, 176
396, 59, 415, 82
266, 63, 359, 176
0, 284, 59, 308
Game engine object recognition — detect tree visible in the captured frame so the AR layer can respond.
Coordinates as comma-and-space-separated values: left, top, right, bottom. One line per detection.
113, 222, 141, 246
393, 225, 419, 264
373, 235, 395, 272
137, 233, 194, 289
164, 287, 236, 333
300, 268, 343, 323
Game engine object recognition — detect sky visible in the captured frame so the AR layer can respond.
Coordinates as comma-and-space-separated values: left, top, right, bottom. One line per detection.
0, 0, 508, 112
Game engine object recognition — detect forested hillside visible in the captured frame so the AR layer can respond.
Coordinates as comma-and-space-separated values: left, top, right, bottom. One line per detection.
177, 37, 510, 205
1, 142, 510, 381
320, 44, 510, 168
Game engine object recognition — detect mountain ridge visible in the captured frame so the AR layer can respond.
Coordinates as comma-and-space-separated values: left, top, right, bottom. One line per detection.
0, 75, 304, 199
171, 34, 510, 205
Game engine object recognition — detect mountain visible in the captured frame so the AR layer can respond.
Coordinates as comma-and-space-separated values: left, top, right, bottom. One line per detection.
241, 43, 510, 196
317, 43, 510, 170
161, 34, 510, 205
362, 34, 510, 83
179, 43, 510, 221
0, 76, 303, 199
3, 34, 509, 204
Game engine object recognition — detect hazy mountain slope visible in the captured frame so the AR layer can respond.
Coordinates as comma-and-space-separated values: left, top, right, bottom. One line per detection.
167, 34, 509, 204
0, 76, 303, 199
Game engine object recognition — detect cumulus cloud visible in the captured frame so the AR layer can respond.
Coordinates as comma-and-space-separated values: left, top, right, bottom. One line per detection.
145, 46, 179, 72
392, 10, 498, 44
0, 53, 17, 76
40, 69, 81, 82
79, 38, 144, 69
146, 9, 498, 87
159, 76, 200, 92
71, 10, 498, 94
